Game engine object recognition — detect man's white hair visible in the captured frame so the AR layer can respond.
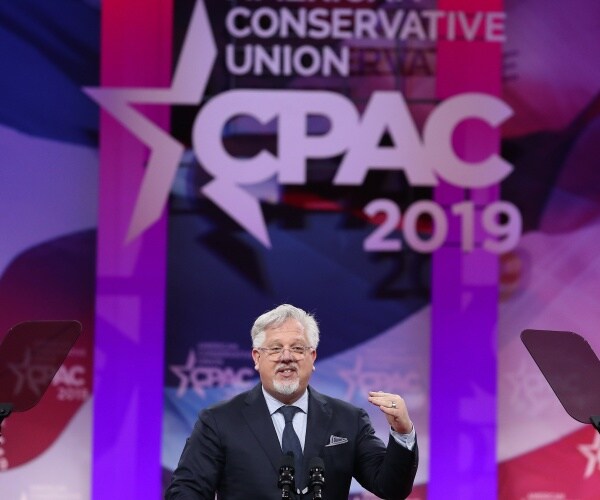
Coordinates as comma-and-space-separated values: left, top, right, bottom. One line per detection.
251, 304, 320, 349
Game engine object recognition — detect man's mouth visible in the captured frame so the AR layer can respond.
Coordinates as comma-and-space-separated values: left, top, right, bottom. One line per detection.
276, 365, 298, 377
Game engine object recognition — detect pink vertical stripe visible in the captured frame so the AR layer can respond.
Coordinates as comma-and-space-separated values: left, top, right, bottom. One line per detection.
430, 0, 504, 497
93, 1, 172, 498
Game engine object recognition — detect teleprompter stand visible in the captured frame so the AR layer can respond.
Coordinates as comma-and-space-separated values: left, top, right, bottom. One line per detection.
0, 320, 82, 434
521, 329, 600, 434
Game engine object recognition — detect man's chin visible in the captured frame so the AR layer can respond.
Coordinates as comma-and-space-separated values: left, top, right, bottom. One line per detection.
273, 379, 300, 396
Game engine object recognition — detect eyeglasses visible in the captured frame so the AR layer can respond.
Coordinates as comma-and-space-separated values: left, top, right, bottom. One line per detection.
256, 345, 314, 359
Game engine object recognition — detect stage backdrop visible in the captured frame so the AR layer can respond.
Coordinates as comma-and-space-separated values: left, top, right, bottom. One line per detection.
496, 1, 600, 498
1, 0, 599, 499
159, 0, 510, 498
79, 0, 600, 498
0, 1, 99, 499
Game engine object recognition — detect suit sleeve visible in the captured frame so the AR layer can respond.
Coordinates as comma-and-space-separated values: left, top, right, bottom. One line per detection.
352, 408, 418, 500
164, 409, 224, 499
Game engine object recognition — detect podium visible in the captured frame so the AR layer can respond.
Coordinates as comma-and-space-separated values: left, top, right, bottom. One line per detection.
0, 320, 82, 433
521, 329, 600, 433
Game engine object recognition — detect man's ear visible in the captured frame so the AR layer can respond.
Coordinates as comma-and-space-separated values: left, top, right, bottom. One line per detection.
251, 348, 260, 369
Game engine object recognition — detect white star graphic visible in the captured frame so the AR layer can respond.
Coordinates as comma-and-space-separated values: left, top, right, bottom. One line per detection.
169, 350, 199, 397
338, 356, 363, 401
503, 360, 553, 416
8, 349, 56, 399
577, 430, 600, 478
84, 0, 216, 243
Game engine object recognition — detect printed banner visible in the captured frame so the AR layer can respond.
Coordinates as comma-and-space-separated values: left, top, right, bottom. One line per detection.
496, 1, 600, 498
3, 0, 599, 498
161, 0, 514, 497
0, 1, 99, 498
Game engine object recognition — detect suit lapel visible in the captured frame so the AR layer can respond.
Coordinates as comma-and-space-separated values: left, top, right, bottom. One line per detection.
303, 387, 333, 472
241, 385, 334, 481
241, 384, 283, 473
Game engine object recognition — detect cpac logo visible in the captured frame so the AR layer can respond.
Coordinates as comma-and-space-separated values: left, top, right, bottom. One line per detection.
52, 365, 86, 387
338, 356, 425, 409
196, 90, 512, 246
170, 351, 255, 397
86, 0, 512, 248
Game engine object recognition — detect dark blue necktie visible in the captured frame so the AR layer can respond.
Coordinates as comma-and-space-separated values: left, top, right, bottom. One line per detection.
279, 405, 304, 490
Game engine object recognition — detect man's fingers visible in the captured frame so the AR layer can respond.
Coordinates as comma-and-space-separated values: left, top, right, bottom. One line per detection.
368, 392, 404, 410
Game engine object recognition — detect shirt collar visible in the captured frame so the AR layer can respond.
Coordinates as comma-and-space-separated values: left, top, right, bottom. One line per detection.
262, 386, 309, 416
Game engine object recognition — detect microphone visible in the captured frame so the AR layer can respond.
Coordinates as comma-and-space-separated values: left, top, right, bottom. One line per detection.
277, 452, 295, 499
308, 457, 325, 499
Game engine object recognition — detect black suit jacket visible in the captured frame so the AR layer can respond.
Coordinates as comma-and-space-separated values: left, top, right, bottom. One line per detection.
165, 384, 418, 499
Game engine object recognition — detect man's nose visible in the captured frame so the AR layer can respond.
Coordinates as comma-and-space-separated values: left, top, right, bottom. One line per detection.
280, 348, 294, 360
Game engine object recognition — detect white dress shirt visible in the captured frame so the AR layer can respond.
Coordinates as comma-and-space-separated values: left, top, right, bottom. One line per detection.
261, 386, 416, 451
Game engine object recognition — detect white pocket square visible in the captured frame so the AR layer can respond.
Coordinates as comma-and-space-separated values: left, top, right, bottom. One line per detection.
325, 435, 348, 447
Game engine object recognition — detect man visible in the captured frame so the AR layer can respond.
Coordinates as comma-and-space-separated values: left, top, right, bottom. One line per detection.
165, 304, 418, 499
